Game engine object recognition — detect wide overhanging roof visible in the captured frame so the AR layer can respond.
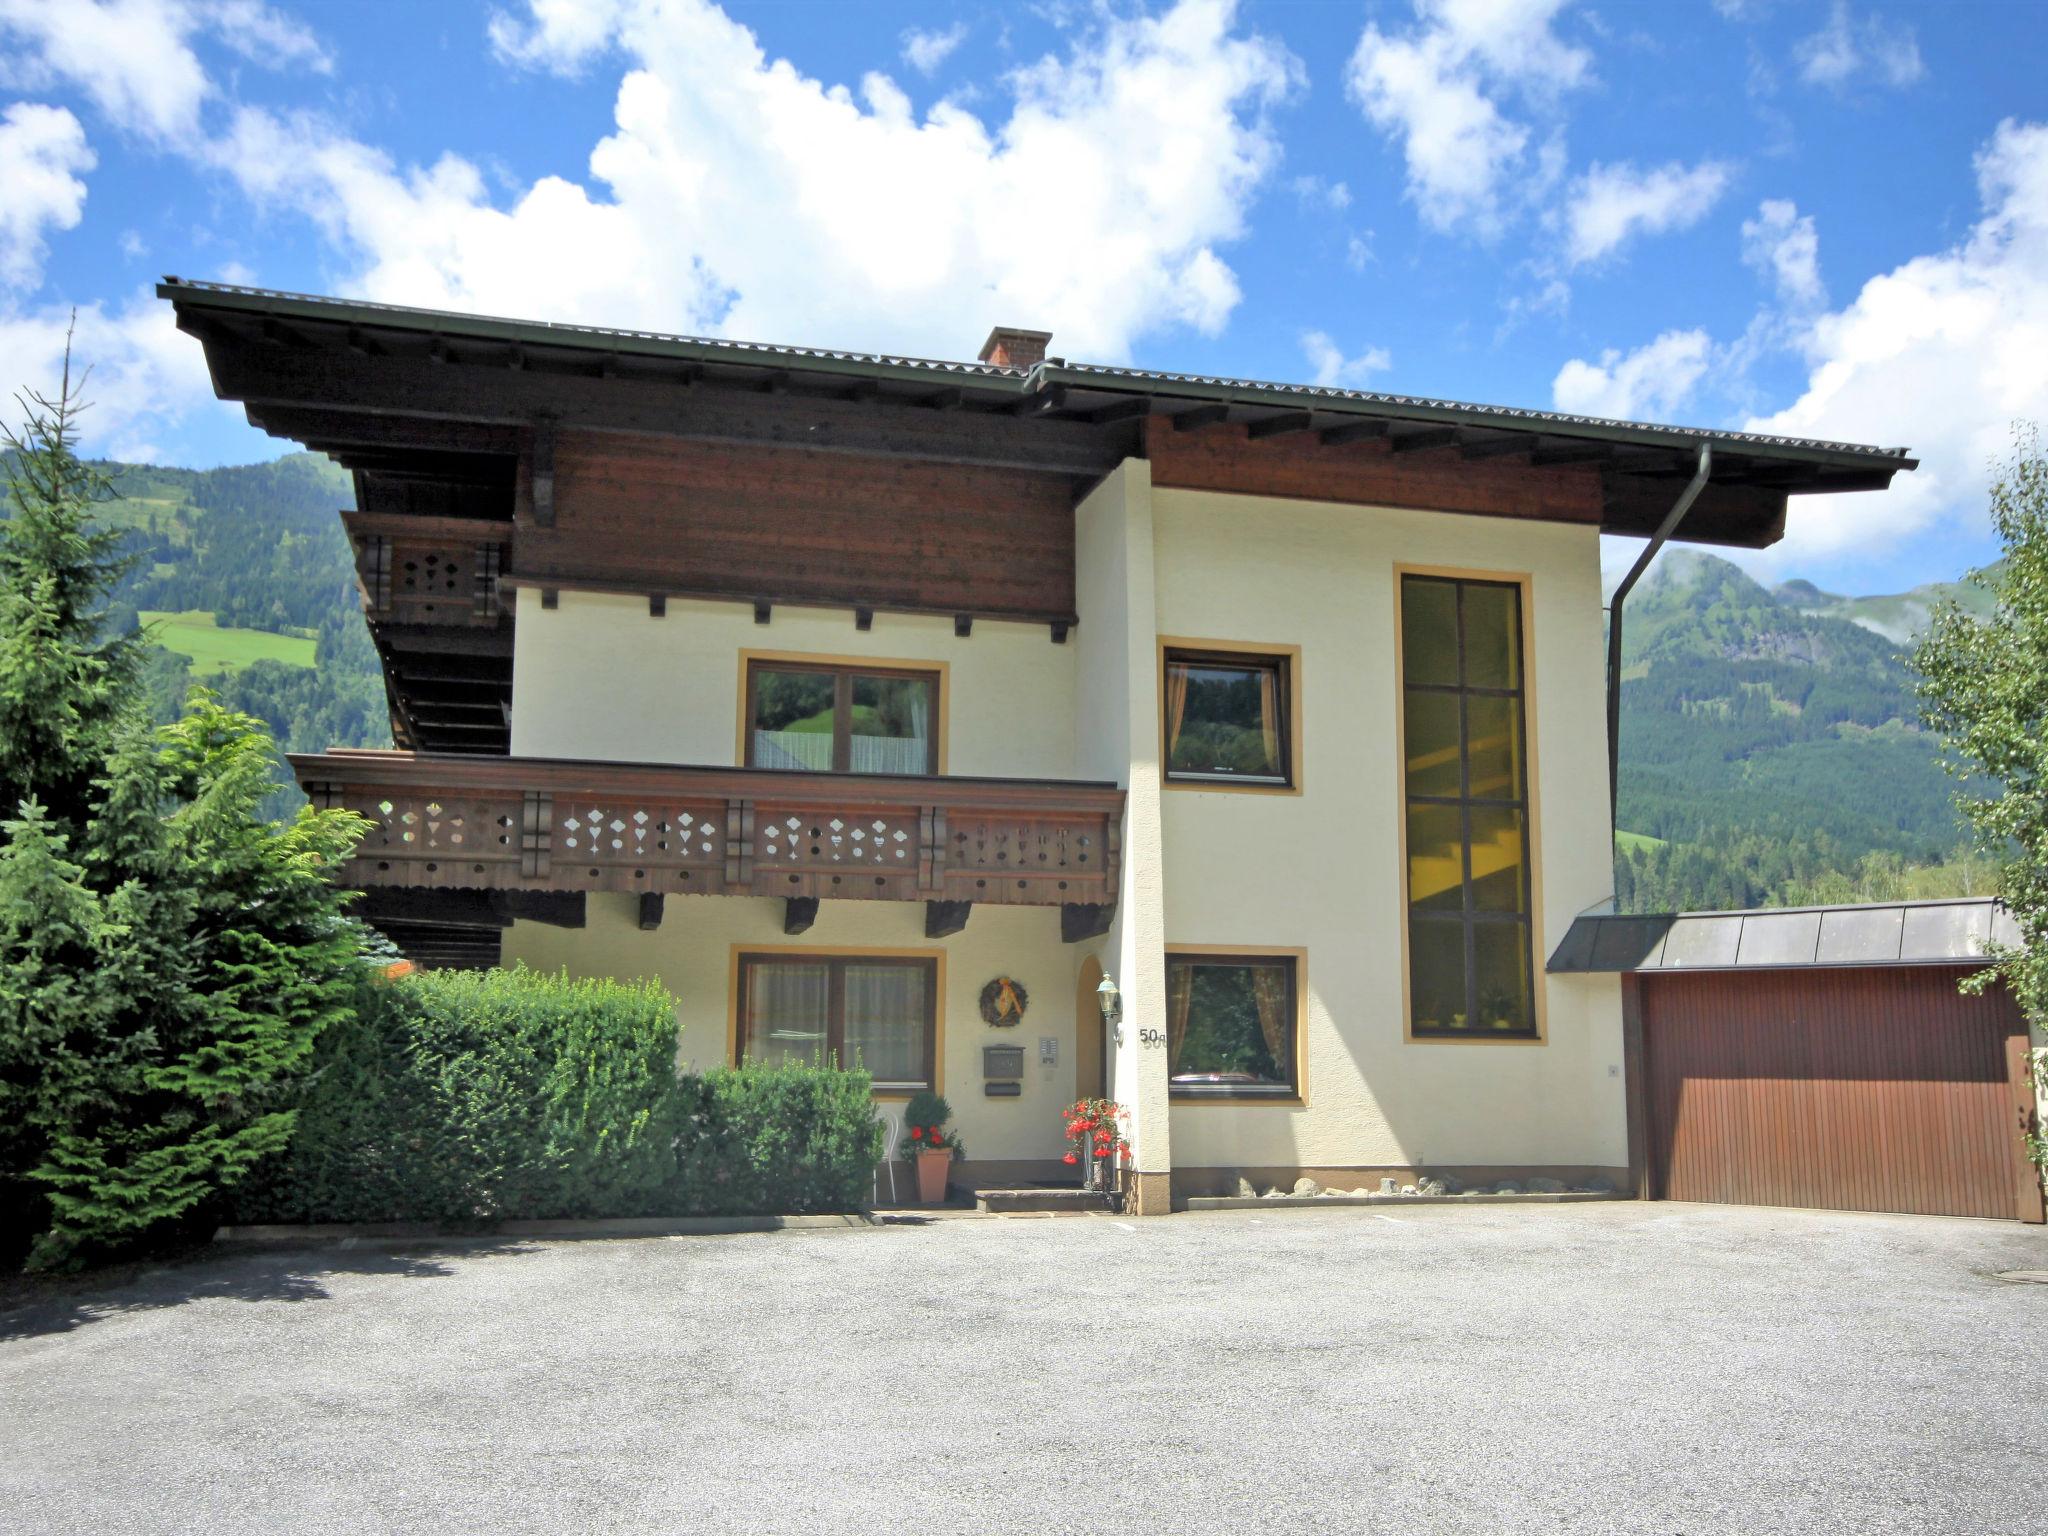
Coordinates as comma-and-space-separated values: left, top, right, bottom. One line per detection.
1546, 898, 2019, 973
158, 277, 1916, 493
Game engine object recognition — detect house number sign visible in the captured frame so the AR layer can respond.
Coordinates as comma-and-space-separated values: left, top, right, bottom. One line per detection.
979, 976, 1029, 1027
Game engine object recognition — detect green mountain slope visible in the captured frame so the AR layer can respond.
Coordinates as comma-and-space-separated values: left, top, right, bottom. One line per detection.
1773, 566, 1999, 644
0, 451, 388, 816
1614, 550, 1978, 910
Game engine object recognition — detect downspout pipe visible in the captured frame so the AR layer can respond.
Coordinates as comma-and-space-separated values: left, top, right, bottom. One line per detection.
1606, 443, 1712, 824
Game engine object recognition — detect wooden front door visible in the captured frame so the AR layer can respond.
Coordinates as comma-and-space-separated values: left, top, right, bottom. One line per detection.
1641, 966, 2040, 1221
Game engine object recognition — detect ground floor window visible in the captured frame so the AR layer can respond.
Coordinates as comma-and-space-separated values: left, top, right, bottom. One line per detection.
735, 952, 936, 1093
1166, 951, 1301, 1098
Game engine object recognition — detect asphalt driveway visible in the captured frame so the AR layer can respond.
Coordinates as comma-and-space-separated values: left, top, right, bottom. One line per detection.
3, 1202, 2045, 1535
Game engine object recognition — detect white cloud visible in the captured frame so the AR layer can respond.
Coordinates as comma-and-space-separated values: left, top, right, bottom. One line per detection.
0, 0, 330, 143
217, 0, 1301, 363
1301, 329, 1392, 388
1551, 328, 1712, 420
0, 291, 227, 462
1290, 174, 1351, 211
0, 103, 93, 288
488, 0, 626, 71
1345, 0, 1590, 238
205, 0, 333, 73
1741, 197, 1823, 307
901, 22, 967, 77
1563, 158, 1733, 266
1742, 118, 2048, 566
1795, 2, 1923, 91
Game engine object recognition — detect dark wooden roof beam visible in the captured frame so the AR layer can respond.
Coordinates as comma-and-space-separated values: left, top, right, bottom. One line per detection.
204, 341, 1123, 476
1246, 410, 1316, 440
1009, 384, 1067, 417
1459, 433, 1536, 461
1387, 426, 1463, 455
1087, 398, 1153, 426
1172, 403, 1231, 432
1318, 419, 1389, 448
1530, 440, 1619, 466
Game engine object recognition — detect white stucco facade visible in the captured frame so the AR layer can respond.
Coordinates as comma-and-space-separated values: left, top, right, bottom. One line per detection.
1149, 486, 1625, 1182
501, 458, 1631, 1194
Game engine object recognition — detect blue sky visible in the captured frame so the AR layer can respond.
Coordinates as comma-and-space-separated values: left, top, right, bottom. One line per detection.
4, 0, 2045, 594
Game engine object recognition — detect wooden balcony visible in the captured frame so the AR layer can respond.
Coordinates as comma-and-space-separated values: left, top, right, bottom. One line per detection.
291, 751, 1125, 926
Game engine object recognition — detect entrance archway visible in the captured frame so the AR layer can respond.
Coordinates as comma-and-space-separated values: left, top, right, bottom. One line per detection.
1075, 955, 1105, 1103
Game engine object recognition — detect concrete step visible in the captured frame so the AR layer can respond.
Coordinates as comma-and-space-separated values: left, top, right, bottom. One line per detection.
975, 1187, 1116, 1215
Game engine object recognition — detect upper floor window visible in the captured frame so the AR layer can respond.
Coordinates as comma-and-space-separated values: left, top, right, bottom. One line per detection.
747, 659, 939, 775
1162, 645, 1297, 789
735, 951, 937, 1094
1400, 574, 1538, 1040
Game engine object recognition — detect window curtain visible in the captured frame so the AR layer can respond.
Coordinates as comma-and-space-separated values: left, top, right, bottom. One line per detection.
843, 963, 925, 1085
1166, 962, 1194, 1074
745, 962, 830, 1065
1257, 666, 1280, 770
1251, 964, 1289, 1068
1164, 663, 1191, 765
907, 684, 930, 756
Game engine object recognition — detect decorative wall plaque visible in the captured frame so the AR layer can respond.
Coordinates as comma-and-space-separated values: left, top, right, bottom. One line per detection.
979, 976, 1029, 1027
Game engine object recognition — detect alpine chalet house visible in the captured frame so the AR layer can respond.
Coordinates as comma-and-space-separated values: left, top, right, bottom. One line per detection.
159, 278, 1914, 1214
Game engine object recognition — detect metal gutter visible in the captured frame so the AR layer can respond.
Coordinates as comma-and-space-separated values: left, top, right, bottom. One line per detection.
1606, 444, 1711, 819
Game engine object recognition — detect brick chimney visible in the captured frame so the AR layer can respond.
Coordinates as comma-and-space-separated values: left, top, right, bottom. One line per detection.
978, 326, 1053, 370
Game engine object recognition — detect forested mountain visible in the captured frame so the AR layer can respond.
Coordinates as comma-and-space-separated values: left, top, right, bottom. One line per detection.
0, 451, 387, 818
1613, 550, 1980, 912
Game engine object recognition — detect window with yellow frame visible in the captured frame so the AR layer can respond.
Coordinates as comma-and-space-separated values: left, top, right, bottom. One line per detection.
1400, 574, 1537, 1039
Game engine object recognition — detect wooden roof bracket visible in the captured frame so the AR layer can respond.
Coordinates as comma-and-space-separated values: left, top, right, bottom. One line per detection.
1606, 443, 1711, 823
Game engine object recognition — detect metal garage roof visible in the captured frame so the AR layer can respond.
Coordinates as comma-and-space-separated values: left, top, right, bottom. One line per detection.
1545, 897, 2022, 974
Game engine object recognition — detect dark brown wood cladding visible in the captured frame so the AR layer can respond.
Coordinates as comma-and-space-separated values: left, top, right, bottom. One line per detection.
1148, 418, 1605, 525
513, 430, 1078, 622
1147, 419, 1789, 545
1641, 966, 2035, 1221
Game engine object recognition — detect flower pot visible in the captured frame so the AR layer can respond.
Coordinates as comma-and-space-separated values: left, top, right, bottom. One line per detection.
915, 1147, 953, 1205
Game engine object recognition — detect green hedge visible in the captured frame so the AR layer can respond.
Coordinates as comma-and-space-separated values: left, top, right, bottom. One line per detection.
238, 966, 885, 1224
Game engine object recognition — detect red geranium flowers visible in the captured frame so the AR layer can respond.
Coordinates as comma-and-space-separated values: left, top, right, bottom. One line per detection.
1061, 1097, 1130, 1185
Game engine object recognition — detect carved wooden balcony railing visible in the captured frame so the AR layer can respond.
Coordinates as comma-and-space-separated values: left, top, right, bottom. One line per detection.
290, 750, 1125, 910
341, 511, 509, 630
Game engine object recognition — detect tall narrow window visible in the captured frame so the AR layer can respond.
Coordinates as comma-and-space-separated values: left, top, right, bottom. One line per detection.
1401, 575, 1537, 1038
736, 953, 937, 1093
747, 661, 938, 775
1163, 647, 1294, 787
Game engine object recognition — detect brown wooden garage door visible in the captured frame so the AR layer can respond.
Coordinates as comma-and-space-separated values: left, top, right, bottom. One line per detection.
1641, 966, 2032, 1220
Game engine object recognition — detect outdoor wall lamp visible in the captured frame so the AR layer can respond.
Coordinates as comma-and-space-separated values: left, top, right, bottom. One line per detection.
1096, 973, 1122, 1027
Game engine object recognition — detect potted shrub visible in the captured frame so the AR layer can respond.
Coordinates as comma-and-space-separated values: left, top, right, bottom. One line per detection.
900, 1090, 964, 1205
1061, 1097, 1131, 1193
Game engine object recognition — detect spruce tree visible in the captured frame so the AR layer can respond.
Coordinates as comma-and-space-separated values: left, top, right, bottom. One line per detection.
0, 346, 138, 829
0, 341, 369, 1270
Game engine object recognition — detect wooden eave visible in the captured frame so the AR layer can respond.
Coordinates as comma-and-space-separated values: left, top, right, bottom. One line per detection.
160, 278, 1916, 550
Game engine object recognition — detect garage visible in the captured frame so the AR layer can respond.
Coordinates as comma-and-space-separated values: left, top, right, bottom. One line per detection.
1549, 897, 2045, 1222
